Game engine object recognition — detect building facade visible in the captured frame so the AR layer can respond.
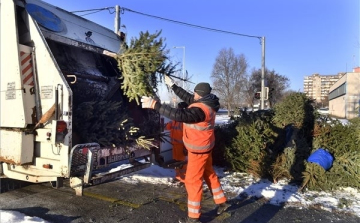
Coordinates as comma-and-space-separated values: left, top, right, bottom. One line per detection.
303, 73, 345, 103
328, 68, 360, 119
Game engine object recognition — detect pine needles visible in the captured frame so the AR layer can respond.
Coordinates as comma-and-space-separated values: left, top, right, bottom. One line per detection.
115, 30, 177, 104
219, 91, 360, 191
73, 100, 157, 149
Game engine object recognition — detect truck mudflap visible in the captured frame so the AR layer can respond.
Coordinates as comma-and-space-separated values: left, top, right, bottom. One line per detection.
69, 143, 152, 196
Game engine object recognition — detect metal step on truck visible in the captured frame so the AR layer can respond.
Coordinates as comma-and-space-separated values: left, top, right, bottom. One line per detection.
0, 0, 170, 195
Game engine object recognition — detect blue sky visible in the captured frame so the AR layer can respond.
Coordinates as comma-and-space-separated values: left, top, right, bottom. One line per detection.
42, 0, 359, 95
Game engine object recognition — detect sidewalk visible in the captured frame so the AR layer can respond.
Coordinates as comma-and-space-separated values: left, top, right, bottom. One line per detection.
1, 180, 360, 223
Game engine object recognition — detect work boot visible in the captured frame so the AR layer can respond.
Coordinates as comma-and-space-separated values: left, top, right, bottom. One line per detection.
216, 202, 231, 215
178, 216, 201, 223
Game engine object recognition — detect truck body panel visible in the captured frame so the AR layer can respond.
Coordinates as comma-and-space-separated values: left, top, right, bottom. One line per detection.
25, 0, 121, 53
0, 130, 34, 164
0, 0, 29, 128
0, 0, 164, 194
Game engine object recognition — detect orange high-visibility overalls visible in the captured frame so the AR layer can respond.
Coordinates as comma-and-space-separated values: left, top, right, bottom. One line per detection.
165, 120, 186, 182
183, 103, 227, 219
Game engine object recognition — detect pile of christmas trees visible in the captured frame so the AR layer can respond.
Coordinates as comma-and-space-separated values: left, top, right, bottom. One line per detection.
72, 31, 175, 149
215, 92, 360, 191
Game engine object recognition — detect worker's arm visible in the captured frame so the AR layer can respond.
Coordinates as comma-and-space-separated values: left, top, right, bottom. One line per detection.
171, 85, 195, 105
141, 95, 205, 123
154, 103, 205, 123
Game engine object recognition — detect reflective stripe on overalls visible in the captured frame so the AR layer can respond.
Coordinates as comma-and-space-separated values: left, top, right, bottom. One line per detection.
183, 103, 216, 153
183, 102, 224, 219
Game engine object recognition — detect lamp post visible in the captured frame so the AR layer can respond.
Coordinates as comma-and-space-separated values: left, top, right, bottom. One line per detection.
173, 46, 185, 88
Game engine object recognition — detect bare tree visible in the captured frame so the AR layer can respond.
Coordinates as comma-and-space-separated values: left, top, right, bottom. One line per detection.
242, 72, 259, 109
248, 68, 290, 108
211, 48, 248, 115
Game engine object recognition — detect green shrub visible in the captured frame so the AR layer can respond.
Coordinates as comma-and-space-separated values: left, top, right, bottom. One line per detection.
225, 111, 277, 178
213, 120, 239, 167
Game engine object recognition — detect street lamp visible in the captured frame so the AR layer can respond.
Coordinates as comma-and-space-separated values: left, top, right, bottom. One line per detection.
173, 46, 185, 88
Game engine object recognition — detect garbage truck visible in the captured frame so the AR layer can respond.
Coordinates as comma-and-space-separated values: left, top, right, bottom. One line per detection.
0, 0, 167, 195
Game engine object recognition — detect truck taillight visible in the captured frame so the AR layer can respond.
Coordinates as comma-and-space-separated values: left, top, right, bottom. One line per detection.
51, 120, 68, 144
56, 121, 67, 133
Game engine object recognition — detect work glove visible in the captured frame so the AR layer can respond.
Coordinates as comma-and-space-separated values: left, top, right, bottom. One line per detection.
164, 75, 175, 87
141, 96, 157, 109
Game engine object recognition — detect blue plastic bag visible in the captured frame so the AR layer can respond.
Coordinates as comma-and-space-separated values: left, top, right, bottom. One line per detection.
307, 148, 334, 171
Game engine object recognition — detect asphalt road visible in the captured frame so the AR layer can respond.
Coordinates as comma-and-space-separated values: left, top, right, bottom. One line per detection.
0, 179, 359, 223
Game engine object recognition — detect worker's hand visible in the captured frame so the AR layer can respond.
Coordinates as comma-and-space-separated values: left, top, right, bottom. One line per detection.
141, 96, 157, 109
164, 75, 175, 87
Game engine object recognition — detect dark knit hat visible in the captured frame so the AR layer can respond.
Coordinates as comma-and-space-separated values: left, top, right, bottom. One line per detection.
177, 102, 188, 109
194, 82, 212, 96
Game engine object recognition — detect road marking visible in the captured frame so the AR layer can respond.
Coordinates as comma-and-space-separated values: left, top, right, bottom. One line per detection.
83, 191, 141, 208
158, 196, 187, 211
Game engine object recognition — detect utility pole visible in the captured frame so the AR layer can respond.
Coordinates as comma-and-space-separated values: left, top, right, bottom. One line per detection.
118, 8, 266, 108
261, 37, 266, 110
114, 5, 120, 34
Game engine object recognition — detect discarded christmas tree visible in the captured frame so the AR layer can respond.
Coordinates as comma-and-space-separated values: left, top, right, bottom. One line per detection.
225, 111, 277, 178
115, 30, 176, 104
72, 31, 177, 149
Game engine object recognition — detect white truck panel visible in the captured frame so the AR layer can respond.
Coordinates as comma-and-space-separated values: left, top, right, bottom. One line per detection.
0, 0, 159, 190
27, 14, 73, 177
1, 84, 35, 125
25, 0, 121, 53
0, 0, 28, 128
0, 130, 34, 164
1, 1, 72, 178
0, 45, 36, 127
27, 14, 71, 122
0, 1, 2, 76
2, 164, 59, 182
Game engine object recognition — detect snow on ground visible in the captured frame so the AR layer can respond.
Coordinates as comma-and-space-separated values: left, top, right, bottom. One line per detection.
1, 115, 358, 222
2, 164, 360, 222
215, 115, 232, 125
115, 164, 360, 218
0, 210, 50, 223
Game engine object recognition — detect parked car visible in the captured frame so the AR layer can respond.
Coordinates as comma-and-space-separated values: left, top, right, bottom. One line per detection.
317, 108, 329, 115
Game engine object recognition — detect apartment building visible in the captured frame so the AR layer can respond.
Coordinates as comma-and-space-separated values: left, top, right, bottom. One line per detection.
303, 73, 345, 103
328, 67, 360, 119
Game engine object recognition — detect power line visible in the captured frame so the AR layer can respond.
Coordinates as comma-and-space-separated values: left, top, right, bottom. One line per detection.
118, 7, 265, 110
69, 6, 260, 40
71, 7, 115, 17
121, 7, 261, 40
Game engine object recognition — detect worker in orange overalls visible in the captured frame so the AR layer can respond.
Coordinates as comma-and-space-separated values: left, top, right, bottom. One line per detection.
164, 101, 188, 183
141, 76, 231, 223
